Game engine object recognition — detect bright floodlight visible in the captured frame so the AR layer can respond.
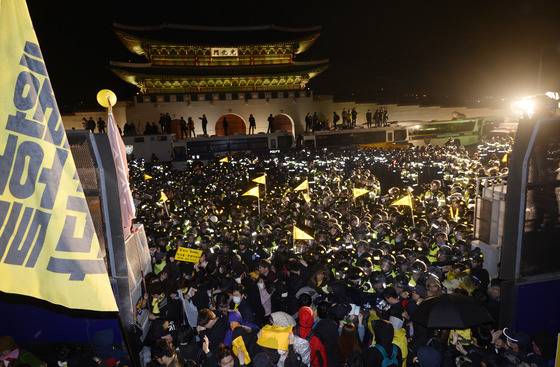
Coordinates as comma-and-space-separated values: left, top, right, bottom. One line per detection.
511, 97, 536, 118
511, 92, 559, 118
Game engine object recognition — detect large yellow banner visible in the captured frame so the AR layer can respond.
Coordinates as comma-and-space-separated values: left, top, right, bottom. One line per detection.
0, 0, 117, 312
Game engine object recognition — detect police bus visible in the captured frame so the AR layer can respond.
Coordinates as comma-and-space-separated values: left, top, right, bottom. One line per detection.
303, 126, 410, 149
405, 118, 496, 147
174, 131, 295, 160
123, 131, 295, 162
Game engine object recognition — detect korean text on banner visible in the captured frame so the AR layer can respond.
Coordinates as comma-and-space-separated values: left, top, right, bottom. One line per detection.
175, 248, 203, 263
0, 0, 117, 312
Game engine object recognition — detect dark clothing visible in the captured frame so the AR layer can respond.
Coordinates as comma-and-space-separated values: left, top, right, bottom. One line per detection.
249, 116, 256, 134
471, 267, 490, 291
333, 112, 340, 129
88, 118, 95, 133
231, 298, 255, 324
178, 342, 205, 365
314, 318, 341, 367
199, 116, 208, 135
267, 115, 274, 133
222, 118, 229, 136
198, 312, 228, 353
364, 343, 402, 367
188, 118, 196, 137
180, 118, 187, 138
97, 118, 106, 133
305, 114, 312, 132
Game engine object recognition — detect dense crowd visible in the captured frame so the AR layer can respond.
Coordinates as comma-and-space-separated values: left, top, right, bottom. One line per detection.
113, 138, 550, 367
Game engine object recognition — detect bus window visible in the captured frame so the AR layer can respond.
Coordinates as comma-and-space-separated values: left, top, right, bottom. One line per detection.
134, 137, 145, 142
157, 136, 168, 141
394, 129, 407, 141
278, 135, 293, 148
270, 139, 277, 149
247, 138, 269, 150
388, 132, 393, 142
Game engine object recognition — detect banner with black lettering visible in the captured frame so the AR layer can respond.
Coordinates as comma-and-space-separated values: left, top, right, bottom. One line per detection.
0, 0, 118, 312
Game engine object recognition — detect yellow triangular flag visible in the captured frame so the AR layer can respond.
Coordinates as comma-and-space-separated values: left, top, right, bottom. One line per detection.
253, 174, 266, 184
145, 174, 152, 180
391, 195, 412, 207
160, 191, 168, 202
219, 157, 229, 163
501, 154, 508, 163
302, 193, 311, 203
353, 188, 370, 198
0, 0, 117, 312
294, 179, 308, 191
294, 226, 314, 240
243, 186, 259, 198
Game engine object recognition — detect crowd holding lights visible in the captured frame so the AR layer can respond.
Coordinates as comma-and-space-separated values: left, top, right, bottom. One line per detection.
123, 135, 550, 367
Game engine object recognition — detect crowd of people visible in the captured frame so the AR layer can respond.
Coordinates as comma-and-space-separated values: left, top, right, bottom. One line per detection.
120, 137, 553, 367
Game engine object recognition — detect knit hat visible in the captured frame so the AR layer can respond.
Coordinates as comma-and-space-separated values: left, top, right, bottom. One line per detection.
333, 303, 352, 320
503, 327, 532, 350
0, 335, 17, 353
270, 311, 295, 328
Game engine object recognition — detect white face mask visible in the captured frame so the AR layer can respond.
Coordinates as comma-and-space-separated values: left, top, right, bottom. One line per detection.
258, 283, 265, 290
235, 277, 242, 284
232, 296, 241, 304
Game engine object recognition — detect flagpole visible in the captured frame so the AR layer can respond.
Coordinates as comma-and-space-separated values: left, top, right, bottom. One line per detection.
293, 221, 295, 250
410, 194, 415, 228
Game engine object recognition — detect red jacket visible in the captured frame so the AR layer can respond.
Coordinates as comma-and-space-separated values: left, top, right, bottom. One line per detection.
296, 306, 328, 367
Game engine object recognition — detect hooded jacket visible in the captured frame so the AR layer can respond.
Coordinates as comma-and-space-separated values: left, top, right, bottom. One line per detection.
224, 310, 260, 346
296, 307, 327, 367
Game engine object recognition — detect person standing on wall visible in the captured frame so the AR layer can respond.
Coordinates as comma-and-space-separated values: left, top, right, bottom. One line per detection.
199, 114, 208, 136
188, 117, 196, 137
249, 114, 256, 134
267, 114, 274, 134
222, 117, 228, 136
180, 117, 188, 138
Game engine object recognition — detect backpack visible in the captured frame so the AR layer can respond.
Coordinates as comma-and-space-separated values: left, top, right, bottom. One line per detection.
374, 344, 399, 367
295, 326, 326, 367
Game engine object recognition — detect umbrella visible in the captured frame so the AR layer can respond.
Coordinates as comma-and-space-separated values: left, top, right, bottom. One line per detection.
410, 293, 494, 329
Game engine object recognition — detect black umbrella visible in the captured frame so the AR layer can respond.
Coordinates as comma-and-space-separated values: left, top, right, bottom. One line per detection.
410, 293, 494, 329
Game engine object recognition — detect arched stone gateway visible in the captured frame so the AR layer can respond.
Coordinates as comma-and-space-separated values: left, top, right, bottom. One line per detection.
215, 114, 246, 136
272, 114, 294, 133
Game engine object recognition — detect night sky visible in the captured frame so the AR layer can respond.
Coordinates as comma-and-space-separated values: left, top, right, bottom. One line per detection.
26, 0, 560, 110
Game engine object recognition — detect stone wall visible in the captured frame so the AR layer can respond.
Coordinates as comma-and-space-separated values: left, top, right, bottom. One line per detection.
61, 92, 513, 134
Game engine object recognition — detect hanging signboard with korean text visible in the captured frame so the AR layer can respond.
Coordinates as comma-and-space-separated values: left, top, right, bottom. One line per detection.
211, 48, 239, 57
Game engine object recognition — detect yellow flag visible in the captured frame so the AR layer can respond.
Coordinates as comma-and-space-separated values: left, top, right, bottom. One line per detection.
145, 174, 152, 180
219, 156, 228, 163
391, 195, 412, 207
160, 191, 168, 202
353, 188, 370, 198
294, 179, 308, 191
243, 186, 259, 198
253, 174, 266, 184
302, 192, 311, 203
0, 0, 117, 312
293, 226, 314, 240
